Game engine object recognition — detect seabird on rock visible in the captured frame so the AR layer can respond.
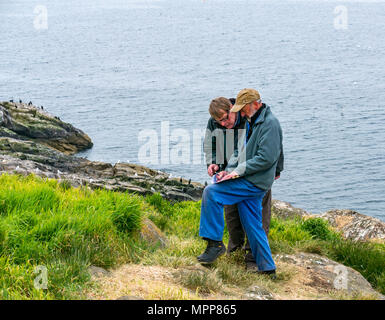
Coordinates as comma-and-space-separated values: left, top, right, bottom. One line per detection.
19, 99, 22, 103
188, 179, 191, 185
28, 101, 32, 106
10, 99, 13, 103
41, 106, 44, 110
204, 181, 208, 187
180, 177, 183, 183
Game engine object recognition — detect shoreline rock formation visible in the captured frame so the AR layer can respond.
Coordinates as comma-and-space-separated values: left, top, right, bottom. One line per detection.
0, 101, 203, 202
0, 101, 92, 154
272, 200, 385, 242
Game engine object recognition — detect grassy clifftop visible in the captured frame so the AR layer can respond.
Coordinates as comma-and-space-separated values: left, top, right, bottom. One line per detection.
0, 173, 384, 300
0, 173, 144, 299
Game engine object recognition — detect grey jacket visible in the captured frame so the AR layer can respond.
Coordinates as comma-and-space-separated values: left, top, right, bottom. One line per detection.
226, 105, 283, 191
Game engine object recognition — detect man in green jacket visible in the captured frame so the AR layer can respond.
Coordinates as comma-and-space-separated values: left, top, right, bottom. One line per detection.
198, 89, 283, 276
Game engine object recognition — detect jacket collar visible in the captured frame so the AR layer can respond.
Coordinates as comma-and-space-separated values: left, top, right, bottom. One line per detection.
250, 104, 269, 126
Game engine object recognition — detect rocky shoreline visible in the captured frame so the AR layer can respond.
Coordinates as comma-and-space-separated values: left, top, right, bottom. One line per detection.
1, 100, 384, 242
0, 101, 203, 202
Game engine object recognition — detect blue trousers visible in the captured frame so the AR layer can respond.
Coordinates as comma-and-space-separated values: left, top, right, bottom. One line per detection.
199, 178, 276, 271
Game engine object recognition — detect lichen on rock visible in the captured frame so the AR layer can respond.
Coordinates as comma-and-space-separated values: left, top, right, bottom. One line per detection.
0, 101, 93, 154
313, 209, 385, 242
272, 200, 385, 242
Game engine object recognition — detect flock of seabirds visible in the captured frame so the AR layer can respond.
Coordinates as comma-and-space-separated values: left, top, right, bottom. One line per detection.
6, 99, 61, 121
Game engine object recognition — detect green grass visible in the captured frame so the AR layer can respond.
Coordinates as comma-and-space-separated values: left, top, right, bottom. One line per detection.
1, 173, 384, 299
0, 173, 145, 299
177, 269, 223, 295
144, 193, 385, 295
326, 239, 385, 292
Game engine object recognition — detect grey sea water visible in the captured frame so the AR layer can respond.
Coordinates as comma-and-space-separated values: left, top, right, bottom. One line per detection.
1, 0, 384, 221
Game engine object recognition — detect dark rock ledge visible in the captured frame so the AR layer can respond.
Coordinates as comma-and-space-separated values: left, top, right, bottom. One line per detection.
0, 101, 203, 202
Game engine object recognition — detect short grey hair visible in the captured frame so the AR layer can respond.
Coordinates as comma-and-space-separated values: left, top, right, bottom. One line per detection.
250, 99, 262, 105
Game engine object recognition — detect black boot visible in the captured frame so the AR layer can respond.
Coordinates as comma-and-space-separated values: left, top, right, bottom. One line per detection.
197, 239, 226, 264
245, 250, 259, 271
257, 269, 277, 280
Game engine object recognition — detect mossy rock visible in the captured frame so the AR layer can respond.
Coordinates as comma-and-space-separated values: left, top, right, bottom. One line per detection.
140, 218, 167, 248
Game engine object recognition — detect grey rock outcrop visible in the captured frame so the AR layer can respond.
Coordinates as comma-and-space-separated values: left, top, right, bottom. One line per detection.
243, 285, 275, 300
272, 200, 385, 242
274, 252, 384, 299
312, 210, 385, 242
272, 200, 309, 219
0, 101, 92, 154
0, 101, 203, 201
140, 218, 168, 247
88, 266, 110, 278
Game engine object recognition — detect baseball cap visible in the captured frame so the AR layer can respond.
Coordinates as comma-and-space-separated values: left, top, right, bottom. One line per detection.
230, 88, 261, 113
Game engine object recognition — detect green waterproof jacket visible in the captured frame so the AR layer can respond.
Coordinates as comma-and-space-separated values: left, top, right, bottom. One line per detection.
226, 105, 283, 191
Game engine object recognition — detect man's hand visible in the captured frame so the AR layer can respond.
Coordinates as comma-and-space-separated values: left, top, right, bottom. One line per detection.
208, 164, 219, 177
215, 170, 228, 182
216, 171, 239, 182
220, 171, 239, 182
